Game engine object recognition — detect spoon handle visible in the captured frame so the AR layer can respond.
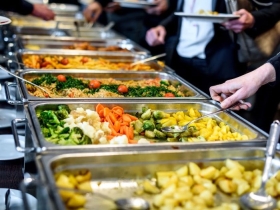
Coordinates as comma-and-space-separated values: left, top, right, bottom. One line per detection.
262, 120, 280, 184
131, 53, 166, 66
0, 65, 49, 95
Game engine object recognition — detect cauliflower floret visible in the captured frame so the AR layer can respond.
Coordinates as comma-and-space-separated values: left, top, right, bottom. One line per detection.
110, 135, 129, 144
77, 122, 96, 139
101, 122, 111, 134
93, 130, 105, 142
99, 137, 108, 144
138, 138, 151, 144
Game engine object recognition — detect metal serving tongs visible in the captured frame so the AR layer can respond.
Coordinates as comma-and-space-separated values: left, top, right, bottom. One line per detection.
0, 65, 51, 98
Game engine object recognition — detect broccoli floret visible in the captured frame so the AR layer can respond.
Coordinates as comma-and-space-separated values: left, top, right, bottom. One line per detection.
143, 120, 155, 131
68, 127, 84, 144
41, 127, 51, 137
153, 110, 170, 120
57, 105, 71, 113
79, 135, 91, 145
160, 80, 170, 86
55, 109, 69, 120
55, 126, 70, 134
154, 129, 167, 139
39, 110, 60, 127
141, 109, 152, 120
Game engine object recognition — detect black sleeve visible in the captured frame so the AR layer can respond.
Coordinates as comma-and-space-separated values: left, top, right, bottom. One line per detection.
246, 0, 280, 38
1, 0, 34, 15
267, 53, 280, 86
159, 14, 179, 38
94, 0, 112, 8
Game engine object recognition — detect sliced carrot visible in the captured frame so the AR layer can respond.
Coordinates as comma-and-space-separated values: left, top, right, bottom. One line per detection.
98, 109, 104, 118
120, 126, 125, 134
107, 135, 115, 140
109, 124, 118, 136
109, 112, 117, 124
121, 122, 129, 126
126, 114, 138, 121
112, 106, 124, 114
128, 139, 138, 144
122, 114, 132, 123
127, 126, 134, 140
113, 121, 121, 133
106, 115, 113, 126
103, 107, 110, 117
96, 104, 104, 113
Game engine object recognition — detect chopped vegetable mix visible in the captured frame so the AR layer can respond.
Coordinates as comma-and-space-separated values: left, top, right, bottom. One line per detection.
37, 104, 249, 146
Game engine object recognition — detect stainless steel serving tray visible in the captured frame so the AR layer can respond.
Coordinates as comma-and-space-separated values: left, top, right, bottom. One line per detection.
9, 14, 98, 28
36, 147, 280, 210
15, 70, 206, 101
11, 26, 120, 39
14, 101, 268, 154
16, 37, 149, 54
15, 50, 166, 71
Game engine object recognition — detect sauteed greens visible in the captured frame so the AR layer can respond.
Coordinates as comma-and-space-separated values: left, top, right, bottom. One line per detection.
29, 74, 190, 98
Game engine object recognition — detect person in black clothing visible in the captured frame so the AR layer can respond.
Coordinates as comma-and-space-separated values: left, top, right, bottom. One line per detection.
1, 0, 55, 20
210, 53, 280, 110
83, 0, 177, 54
146, 0, 280, 94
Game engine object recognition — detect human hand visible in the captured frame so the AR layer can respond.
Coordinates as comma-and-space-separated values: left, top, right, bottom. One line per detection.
145, 0, 168, 15
209, 63, 276, 109
145, 25, 166, 46
31, 4, 55, 21
83, 2, 102, 23
223, 9, 255, 33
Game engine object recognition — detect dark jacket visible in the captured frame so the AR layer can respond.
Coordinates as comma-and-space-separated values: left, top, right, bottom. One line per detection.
1, 0, 34, 15
268, 53, 280, 86
160, 0, 280, 82
95, 0, 177, 29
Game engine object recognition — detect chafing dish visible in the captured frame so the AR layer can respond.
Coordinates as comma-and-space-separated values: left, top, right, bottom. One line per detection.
34, 147, 280, 210
11, 26, 119, 39
11, 101, 267, 154
8, 70, 205, 102
15, 49, 165, 71
16, 37, 149, 54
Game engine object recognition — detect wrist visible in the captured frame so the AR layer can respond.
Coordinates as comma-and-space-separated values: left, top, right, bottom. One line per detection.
257, 63, 276, 85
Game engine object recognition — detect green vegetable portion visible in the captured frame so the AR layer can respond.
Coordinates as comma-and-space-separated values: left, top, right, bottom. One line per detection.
30, 74, 192, 98
37, 105, 92, 145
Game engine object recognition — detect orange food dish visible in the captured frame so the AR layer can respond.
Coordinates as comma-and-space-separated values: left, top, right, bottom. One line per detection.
22, 54, 161, 71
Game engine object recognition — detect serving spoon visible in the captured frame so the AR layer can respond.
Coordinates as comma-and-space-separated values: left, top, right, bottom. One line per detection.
239, 120, 280, 210
0, 65, 51, 97
161, 101, 248, 133
130, 53, 166, 66
55, 186, 150, 210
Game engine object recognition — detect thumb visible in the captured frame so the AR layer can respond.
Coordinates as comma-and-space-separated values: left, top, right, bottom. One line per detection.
157, 28, 166, 43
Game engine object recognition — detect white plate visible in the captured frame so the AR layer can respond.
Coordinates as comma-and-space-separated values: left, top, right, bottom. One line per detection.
0, 188, 37, 210
49, 3, 79, 12
0, 135, 25, 161
175, 12, 240, 23
114, 0, 157, 8
0, 16, 11, 25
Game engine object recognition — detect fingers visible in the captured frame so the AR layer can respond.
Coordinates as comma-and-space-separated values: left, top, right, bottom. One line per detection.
83, 2, 102, 23
145, 26, 166, 46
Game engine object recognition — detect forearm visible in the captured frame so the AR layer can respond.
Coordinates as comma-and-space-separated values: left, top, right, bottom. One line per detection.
267, 53, 280, 86
247, 0, 280, 37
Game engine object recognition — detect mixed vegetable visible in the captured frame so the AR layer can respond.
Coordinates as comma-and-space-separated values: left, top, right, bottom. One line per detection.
37, 104, 249, 146
29, 74, 192, 98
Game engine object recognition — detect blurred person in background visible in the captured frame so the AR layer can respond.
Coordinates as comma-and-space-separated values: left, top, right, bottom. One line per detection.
83, 0, 177, 55
1, 0, 55, 20
209, 53, 280, 111
145, 0, 280, 94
